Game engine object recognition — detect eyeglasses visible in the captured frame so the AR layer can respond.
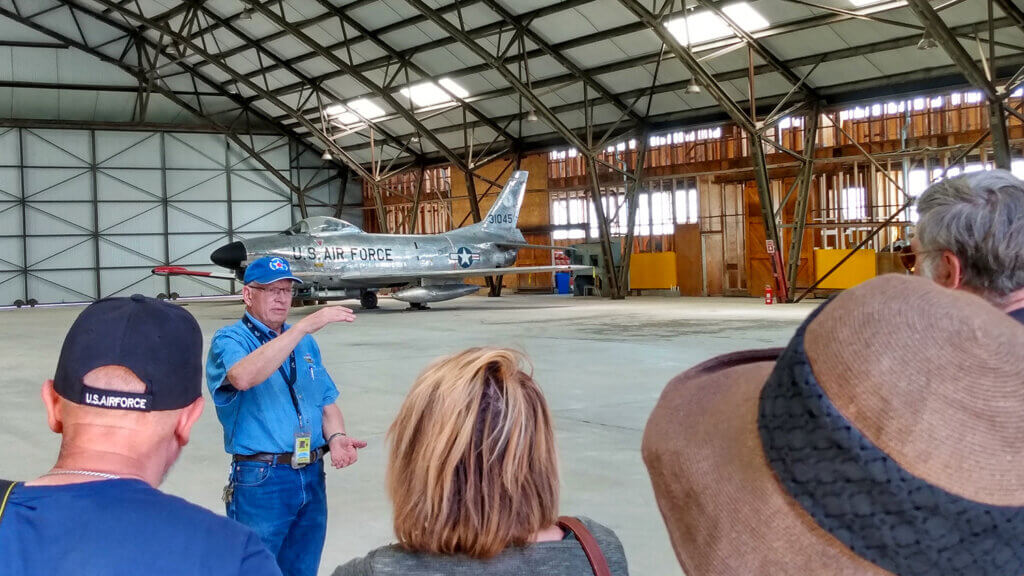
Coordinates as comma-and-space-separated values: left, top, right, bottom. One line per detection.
249, 285, 293, 298
899, 244, 917, 272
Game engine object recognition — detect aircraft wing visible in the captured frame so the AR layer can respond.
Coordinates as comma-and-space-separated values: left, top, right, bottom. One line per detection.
494, 242, 576, 251
423, 264, 591, 278
151, 266, 238, 281
334, 264, 592, 281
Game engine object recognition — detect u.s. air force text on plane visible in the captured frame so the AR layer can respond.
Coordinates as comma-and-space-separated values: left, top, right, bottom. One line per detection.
290, 247, 394, 262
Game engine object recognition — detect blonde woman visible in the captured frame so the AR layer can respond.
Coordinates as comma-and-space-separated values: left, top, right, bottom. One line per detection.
333, 347, 628, 576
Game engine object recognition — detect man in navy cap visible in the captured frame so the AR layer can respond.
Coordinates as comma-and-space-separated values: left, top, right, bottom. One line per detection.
206, 256, 364, 576
0, 295, 281, 576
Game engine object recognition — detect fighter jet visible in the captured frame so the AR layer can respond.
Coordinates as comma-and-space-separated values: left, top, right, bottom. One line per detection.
153, 170, 587, 309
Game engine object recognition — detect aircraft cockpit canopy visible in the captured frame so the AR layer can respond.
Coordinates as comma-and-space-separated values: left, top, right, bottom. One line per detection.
282, 216, 362, 236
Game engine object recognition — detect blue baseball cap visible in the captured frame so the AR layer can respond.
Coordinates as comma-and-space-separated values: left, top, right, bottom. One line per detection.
244, 256, 303, 285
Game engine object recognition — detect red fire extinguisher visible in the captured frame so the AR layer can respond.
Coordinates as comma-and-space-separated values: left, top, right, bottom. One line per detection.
764, 284, 774, 305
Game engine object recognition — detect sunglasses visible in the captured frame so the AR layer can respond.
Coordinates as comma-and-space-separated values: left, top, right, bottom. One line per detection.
899, 244, 916, 272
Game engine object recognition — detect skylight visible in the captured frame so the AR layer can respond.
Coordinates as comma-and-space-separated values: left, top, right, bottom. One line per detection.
400, 78, 470, 107
665, 3, 769, 46
848, 0, 888, 6
325, 99, 385, 126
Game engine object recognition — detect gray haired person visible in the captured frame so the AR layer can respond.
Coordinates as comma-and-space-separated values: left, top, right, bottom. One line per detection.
910, 168, 1024, 323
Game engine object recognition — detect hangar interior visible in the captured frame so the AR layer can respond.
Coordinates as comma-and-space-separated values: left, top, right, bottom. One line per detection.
0, 0, 1021, 305
0, 1, 1022, 575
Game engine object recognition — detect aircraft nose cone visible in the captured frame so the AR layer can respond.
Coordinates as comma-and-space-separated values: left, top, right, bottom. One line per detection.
211, 241, 246, 269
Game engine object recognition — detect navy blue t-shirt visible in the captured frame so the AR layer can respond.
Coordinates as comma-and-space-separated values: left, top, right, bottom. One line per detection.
0, 479, 282, 576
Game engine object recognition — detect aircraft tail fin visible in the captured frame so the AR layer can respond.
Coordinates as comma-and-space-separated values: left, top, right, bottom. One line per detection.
478, 170, 528, 235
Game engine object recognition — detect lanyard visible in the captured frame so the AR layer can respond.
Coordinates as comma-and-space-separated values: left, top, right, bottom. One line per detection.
242, 316, 302, 426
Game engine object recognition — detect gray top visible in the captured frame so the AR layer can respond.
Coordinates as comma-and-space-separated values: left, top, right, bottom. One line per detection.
332, 516, 628, 576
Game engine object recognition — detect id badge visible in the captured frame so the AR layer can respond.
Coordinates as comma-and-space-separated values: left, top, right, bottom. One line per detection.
292, 431, 312, 468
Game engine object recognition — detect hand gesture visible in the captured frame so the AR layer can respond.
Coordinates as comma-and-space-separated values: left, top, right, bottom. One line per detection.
329, 434, 367, 469
297, 305, 356, 335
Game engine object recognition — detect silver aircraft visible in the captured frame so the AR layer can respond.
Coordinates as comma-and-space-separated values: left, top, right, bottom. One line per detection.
154, 170, 587, 309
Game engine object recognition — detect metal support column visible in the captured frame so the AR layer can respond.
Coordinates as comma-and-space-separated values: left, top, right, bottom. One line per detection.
989, 100, 1012, 169
586, 157, 623, 298
407, 166, 425, 234
786, 107, 820, 292
615, 130, 650, 299
618, 0, 793, 301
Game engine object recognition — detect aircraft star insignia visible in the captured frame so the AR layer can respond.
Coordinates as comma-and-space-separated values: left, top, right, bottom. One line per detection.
450, 247, 480, 268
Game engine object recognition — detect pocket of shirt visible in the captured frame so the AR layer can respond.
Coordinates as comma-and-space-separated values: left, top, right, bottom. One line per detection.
232, 461, 271, 487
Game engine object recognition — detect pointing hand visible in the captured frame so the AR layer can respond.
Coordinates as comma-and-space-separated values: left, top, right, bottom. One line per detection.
296, 305, 356, 335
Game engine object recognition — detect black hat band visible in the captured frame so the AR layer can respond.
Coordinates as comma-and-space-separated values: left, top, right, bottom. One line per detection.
758, 304, 1024, 576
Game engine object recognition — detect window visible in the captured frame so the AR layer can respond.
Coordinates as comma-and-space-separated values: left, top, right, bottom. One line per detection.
326, 99, 386, 126
675, 187, 699, 224
665, 3, 769, 46
552, 182, 699, 239
841, 187, 867, 220
400, 78, 470, 107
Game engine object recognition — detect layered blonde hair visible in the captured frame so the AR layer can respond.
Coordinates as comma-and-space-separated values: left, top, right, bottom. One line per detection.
387, 347, 559, 558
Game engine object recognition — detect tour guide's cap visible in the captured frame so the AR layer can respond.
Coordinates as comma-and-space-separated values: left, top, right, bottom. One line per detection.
53, 294, 203, 412
243, 256, 303, 285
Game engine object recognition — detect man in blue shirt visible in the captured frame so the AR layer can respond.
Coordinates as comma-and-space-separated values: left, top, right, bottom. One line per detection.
0, 295, 281, 576
206, 256, 365, 576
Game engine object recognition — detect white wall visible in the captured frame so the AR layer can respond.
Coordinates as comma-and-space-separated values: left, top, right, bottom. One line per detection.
0, 127, 342, 304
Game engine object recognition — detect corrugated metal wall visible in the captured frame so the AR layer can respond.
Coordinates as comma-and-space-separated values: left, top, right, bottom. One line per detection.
0, 127, 347, 305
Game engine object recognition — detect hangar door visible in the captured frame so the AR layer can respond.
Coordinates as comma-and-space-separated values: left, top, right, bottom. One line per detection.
0, 128, 309, 305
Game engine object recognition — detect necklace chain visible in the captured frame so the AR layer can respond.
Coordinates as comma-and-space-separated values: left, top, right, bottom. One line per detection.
47, 469, 121, 480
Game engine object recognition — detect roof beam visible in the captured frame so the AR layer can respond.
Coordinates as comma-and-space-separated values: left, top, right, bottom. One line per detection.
84, 0, 378, 181
402, 0, 594, 155
187, 0, 460, 77
243, 0, 490, 221
263, 0, 978, 125
192, 2, 418, 161
215, 0, 595, 95
308, 0, 519, 148
321, 15, 1017, 151
993, 0, 1024, 32
694, 0, 820, 101
0, 3, 310, 210
905, 0, 1010, 168
479, 0, 643, 124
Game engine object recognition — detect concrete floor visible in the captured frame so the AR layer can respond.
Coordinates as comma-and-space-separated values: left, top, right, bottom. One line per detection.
1, 293, 820, 575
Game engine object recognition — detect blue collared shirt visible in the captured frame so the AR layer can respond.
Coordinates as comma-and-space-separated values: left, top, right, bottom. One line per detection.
206, 313, 339, 455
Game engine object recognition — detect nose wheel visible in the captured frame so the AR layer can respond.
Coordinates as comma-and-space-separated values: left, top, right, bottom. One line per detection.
359, 290, 378, 310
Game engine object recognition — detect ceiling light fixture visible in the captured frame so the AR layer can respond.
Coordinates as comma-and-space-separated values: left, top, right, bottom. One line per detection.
239, 2, 254, 20
526, 109, 538, 122
917, 29, 938, 50
684, 77, 702, 94
321, 148, 332, 161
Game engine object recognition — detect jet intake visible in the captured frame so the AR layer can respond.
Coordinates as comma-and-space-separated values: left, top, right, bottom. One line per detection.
392, 284, 481, 304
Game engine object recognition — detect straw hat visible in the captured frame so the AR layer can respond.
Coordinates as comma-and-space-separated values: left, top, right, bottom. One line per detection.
643, 275, 1024, 575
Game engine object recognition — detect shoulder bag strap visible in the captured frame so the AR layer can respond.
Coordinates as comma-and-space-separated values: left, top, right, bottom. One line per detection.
0, 479, 18, 528
557, 516, 612, 576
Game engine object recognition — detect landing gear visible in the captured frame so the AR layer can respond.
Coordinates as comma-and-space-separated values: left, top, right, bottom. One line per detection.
360, 290, 378, 310
408, 302, 430, 310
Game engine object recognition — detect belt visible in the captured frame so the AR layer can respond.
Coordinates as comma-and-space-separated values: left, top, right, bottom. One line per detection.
232, 446, 326, 467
